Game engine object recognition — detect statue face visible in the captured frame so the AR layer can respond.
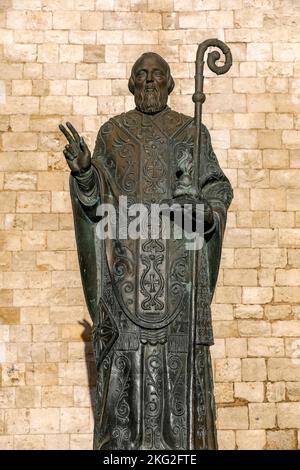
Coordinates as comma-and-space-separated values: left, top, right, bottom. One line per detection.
133, 55, 169, 114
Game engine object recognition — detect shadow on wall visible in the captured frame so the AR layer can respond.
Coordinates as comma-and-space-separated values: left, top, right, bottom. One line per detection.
79, 319, 97, 422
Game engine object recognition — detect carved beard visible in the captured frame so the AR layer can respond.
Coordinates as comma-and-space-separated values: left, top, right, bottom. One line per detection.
135, 86, 168, 114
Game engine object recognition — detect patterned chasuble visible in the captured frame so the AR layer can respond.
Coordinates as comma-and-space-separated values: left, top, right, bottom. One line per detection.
70, 107, 233, 450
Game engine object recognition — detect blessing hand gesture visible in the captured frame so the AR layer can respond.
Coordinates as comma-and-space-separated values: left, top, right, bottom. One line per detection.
59, 121, 91, 176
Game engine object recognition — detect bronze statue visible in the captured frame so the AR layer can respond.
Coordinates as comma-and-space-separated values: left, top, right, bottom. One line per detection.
59, 40, 233, 450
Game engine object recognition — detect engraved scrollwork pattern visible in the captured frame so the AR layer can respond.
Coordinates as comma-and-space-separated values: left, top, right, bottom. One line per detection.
120, 111, 141, 137
112, 354, 131, 448
111, 242, 135, 310
195, 347, 207, 449
169, 252, 188, 301
144, 348, 163, 449
168, 353, 186, 449
112, 241, 134, 280
196, 247, 213, 345
93, 354, 112, 450
112, 136, 136, 193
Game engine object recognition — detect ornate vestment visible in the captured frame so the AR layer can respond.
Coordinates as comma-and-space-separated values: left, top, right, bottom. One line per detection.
70, 107, 233, 450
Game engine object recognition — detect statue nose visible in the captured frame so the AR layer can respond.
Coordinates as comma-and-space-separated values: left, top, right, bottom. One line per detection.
146, 72, 154, 82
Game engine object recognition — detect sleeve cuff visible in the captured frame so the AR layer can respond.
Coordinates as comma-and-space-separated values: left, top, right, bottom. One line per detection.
73, 166, 99, 207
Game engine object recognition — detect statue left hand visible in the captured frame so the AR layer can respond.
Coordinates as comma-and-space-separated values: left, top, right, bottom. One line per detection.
172, 195, 214, 229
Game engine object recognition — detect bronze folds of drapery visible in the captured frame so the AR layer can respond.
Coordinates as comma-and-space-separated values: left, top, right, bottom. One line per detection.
60, 41, 233, 450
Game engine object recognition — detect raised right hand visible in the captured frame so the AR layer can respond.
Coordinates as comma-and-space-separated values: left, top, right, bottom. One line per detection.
59, 121, 91, 176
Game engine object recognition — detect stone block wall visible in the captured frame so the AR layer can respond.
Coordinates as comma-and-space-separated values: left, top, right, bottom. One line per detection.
0, 0, 299, 450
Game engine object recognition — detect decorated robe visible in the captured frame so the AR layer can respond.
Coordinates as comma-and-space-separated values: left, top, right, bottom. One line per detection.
70, 106, 233, 450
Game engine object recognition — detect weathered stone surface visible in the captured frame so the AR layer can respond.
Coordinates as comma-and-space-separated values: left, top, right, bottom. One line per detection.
236, 430, 266, 450
217, 406, 249, 430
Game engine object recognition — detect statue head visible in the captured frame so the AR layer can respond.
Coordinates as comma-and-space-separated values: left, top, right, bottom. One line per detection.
128, 52, 175, 114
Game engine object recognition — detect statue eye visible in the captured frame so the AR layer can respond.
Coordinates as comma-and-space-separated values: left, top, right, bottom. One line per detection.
136, 70, 146, 79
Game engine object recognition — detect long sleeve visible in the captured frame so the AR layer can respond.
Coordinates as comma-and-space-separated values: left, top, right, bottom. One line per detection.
72, 166, 100, 207
200, 125, 233, 224
199, 125, 234, 297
